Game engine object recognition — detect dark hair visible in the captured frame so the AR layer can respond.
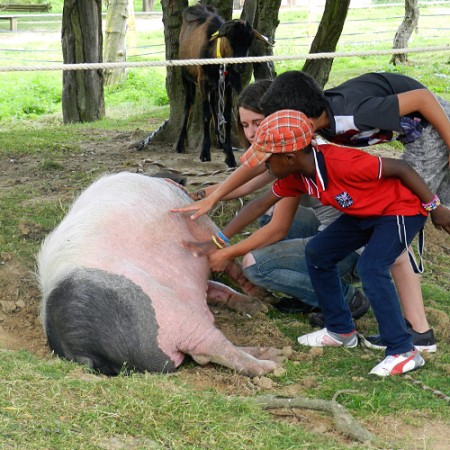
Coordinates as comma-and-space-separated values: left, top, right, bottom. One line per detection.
259, 70, 326, 118
236, 79, 272, 148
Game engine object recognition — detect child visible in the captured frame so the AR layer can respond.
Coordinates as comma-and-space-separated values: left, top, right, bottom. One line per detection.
259, 70, 450, 348
184, 109, 450, 376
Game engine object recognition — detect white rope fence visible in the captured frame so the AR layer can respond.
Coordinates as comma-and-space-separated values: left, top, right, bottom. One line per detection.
0, 45, 449, 72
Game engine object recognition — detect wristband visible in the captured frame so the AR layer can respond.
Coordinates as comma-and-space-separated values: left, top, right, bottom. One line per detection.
217, 230, 230, 245
211, 235, 224, 249
422, 194, 441, 212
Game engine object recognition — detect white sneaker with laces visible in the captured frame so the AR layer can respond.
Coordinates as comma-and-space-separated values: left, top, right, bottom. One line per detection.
369, 350, 425, 377
297, 328, 358, 348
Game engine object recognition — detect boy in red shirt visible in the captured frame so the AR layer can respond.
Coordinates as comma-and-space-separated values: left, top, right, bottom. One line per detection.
184, 109, 450, 376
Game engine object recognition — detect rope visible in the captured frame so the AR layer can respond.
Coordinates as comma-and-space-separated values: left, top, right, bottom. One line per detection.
217, 64, 227, 145
137, 158, 235, 178
0, 45, 448, 72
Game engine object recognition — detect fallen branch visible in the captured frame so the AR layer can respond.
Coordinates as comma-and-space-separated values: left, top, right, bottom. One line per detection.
251, 394, 374, 443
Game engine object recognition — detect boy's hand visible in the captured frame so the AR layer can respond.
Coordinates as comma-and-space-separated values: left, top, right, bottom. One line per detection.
170, 197, 216, 220
208, 249, 232, 273
180, 240, 216, 257
430, 205, 450, 234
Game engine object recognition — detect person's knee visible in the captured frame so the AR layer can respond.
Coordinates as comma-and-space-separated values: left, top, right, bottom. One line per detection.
304, 240, 321, 267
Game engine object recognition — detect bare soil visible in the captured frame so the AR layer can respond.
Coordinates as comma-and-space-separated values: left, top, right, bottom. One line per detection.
1, 128, 449, 448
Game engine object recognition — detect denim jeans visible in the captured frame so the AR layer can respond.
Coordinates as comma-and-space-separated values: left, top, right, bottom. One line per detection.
305, 213, 427, 356
243, 206, 360, 307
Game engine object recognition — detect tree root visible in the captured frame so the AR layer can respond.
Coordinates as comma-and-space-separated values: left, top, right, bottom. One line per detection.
251, 393, 374, 443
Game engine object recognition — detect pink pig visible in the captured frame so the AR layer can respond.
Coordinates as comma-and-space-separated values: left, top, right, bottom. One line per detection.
37, 172, 284, 376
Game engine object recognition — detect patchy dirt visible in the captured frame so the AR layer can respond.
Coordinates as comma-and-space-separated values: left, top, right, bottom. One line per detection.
1, 128, 449, 448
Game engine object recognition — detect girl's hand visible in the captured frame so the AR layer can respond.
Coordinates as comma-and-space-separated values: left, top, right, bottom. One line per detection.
171, 197, 217, 220
180, 240, 216, 257
430, 205, 450, 234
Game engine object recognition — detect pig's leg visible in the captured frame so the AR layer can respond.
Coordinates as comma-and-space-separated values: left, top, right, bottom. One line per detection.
223, 261, 276, 303
184, 326, 284, 377
237, 346, 286, 362
207, 280, 267, 316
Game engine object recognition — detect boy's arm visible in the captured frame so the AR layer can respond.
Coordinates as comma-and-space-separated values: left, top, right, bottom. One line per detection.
209, 194, 302, 272
397, 90, 450, 164
172, 164, 266, 219
382, 158, 450, 233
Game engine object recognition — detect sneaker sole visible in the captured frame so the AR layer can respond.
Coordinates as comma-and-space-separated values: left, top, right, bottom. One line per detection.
360, 335, 437, 353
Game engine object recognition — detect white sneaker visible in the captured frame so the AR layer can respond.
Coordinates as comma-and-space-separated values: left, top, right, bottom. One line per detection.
369, 350, 425, 377
297, 328, 358, 348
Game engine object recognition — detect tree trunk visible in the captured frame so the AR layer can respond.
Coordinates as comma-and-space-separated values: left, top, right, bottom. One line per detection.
207, 0, 233, 21
142, 0, 154, 12
104, 0, 128, 85
128, 0, 138, 57
390, 0, 419, 65
242, 0, 281, 81
156, 0, 189, 144
302, 0, 350, 88
61, 0, 105, 123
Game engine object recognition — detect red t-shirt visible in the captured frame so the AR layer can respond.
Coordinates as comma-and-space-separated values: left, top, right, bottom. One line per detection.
272, 144, 427, 218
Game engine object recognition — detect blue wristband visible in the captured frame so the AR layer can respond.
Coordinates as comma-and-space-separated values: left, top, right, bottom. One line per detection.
217, 230, 230, 245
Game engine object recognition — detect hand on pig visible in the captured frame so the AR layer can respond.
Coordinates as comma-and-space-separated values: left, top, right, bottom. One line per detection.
180, 239, 216, 257
171, 196, 217, 220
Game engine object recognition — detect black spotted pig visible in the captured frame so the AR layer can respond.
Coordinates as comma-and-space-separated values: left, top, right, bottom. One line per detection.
37, 172, 284, 376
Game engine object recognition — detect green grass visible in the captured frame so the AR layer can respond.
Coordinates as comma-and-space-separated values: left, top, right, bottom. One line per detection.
1, 4, 450, 449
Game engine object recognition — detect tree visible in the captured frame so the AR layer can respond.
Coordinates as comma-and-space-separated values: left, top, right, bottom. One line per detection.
153, 0, 350, 149
104, 0, 129, 85
154, 0, 188, 145
302, 0, 351, 88
390, 0, 419, 65
241, 0, 282, 81
61, 0, 105, 123
142, 0, 155, 12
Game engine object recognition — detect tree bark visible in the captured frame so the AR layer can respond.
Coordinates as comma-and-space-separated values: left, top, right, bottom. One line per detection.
207, 0, 234, 21
104, 0, 128, 85
142, 0, 154, 12
61, 0, 105, 123
128, 0, 138, 57
156, 0, 189, 144
302, 0, 351, 88
390, 0, 419, 65
242, 0, 281, 81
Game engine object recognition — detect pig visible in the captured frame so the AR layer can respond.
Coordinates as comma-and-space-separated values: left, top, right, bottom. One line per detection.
37, 172, 284, 376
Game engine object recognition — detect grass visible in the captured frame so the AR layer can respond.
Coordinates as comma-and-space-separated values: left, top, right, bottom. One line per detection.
1, 4, 450, 449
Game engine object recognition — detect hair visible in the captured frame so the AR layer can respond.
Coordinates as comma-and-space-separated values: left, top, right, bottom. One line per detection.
236, 79, 272, 148
259, 70, 327, 118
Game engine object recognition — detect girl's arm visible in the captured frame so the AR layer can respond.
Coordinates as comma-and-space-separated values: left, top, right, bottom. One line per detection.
172, 164, 266, 219
189, 171, 274, 201
397, 90, 450, 164
208, 194, 302, 272
382, 158, 450, 233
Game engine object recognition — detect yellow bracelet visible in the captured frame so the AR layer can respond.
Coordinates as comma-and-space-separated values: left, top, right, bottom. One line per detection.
211, 235, 224, 249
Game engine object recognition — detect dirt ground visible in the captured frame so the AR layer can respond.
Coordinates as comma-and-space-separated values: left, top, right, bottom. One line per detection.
1, 127, 449, 448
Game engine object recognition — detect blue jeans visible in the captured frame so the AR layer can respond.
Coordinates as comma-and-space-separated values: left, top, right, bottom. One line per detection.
305, 214, 427, 356
243, 207, 359, 307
